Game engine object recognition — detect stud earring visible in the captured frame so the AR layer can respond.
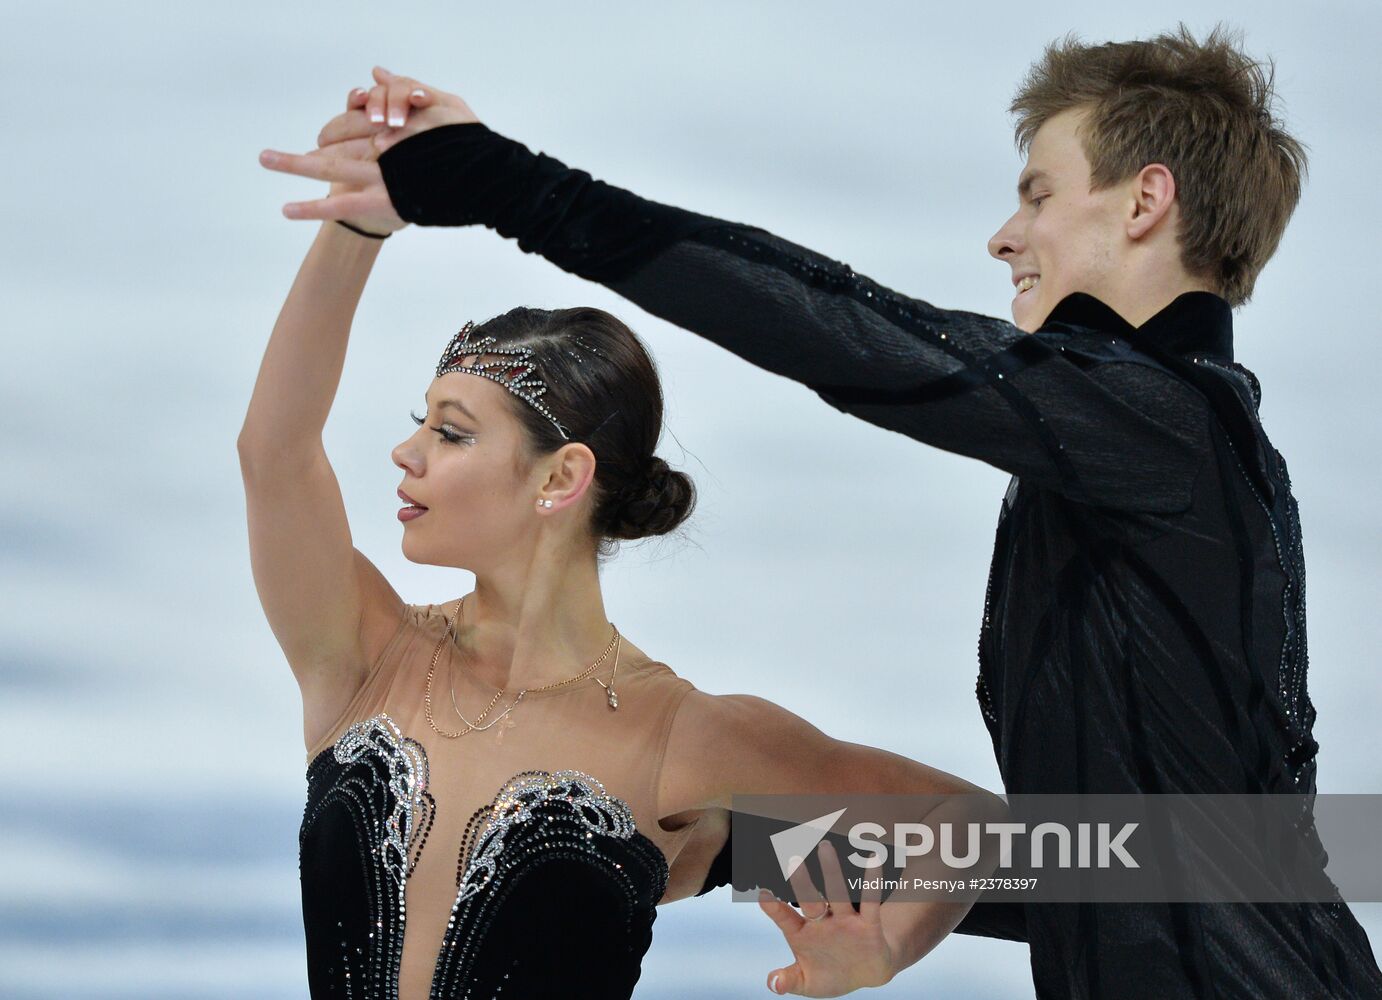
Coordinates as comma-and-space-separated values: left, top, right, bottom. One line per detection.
536, 498, 553, 509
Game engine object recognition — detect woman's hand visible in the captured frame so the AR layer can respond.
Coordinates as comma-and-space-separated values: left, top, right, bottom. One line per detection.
757, 840, 895, 996
258, 78, 403, 236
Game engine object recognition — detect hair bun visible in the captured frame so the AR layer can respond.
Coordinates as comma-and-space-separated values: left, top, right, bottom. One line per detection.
606, 455, 696, 541
643, 455, 671, 491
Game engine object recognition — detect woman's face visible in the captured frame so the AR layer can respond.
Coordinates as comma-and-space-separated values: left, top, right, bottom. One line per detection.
391, 365, 541, 572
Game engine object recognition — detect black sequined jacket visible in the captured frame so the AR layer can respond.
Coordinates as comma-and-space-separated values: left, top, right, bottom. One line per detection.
375, 123, 1382, 998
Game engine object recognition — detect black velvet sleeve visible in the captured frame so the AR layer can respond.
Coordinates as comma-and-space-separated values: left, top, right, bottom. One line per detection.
378, 123, 1207, 513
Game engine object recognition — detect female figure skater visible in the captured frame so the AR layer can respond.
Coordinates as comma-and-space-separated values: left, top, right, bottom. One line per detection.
245, 95, 1001, 999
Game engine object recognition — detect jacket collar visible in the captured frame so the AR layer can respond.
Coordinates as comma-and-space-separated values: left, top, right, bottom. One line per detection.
1040, 290, 1234, 362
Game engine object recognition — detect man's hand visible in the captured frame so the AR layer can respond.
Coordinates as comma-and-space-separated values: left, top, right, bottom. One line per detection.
757, 840, 895, 996
317, 66, 481, 156
257, 67, 478, 233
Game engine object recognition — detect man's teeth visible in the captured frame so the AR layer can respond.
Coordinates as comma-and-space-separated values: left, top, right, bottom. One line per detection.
1017, 275, 1040, 293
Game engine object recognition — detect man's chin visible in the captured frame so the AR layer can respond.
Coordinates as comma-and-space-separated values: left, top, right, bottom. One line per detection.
1012, 296, 1041, 333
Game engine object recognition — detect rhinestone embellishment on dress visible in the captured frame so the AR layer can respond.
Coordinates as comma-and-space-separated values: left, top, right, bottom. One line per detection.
305, 710, 671, 997
453, 769, 638, 907
331, 714, 431, 886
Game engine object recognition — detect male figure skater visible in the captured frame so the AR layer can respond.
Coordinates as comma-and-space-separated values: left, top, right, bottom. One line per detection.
280, 22, 1382, 999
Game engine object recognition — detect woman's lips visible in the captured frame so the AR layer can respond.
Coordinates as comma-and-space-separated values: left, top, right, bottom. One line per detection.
397, 487, 428, 522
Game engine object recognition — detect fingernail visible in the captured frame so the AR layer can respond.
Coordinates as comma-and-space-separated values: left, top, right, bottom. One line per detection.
370, 111, 384, 124
769, 972, 781, 993
388, 112, 405, 127
410, 89, 426, 100
788, 855, 802, 872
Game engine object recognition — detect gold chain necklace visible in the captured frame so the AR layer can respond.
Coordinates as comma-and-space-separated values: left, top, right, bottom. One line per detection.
424, 595, 622, 739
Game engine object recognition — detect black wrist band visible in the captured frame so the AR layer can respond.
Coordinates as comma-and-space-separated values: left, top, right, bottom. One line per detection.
335, 219, 390, 240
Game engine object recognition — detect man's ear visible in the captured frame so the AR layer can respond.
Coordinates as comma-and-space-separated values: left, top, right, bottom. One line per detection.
1127, 163, 1177, 241
541, 442, 598, 511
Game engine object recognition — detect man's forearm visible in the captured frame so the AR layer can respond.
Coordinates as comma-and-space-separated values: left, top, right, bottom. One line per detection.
378, 121, 727, 282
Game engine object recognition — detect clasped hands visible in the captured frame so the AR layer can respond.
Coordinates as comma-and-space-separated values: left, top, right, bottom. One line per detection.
257, 66, 477, 237
258, 66, 904, 996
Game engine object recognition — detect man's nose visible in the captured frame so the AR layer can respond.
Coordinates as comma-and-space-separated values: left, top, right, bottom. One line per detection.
987, 213, 1023, 261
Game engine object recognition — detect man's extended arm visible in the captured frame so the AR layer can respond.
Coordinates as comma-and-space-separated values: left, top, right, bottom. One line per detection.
378, 122, 1207, 513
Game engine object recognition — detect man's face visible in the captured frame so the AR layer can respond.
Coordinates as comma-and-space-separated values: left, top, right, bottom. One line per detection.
987, 106, 1127, 332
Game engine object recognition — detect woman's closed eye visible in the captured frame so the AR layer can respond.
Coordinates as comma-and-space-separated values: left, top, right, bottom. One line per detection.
410, 411, 474, 445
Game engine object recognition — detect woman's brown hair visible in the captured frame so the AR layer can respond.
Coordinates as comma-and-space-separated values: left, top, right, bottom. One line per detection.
468, 306, 695, 558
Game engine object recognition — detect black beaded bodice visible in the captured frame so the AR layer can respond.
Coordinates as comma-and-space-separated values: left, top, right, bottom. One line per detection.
299, 714, 670, 999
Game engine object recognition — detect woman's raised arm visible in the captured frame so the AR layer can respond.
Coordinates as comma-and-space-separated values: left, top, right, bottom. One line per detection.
241, 123, 408, 750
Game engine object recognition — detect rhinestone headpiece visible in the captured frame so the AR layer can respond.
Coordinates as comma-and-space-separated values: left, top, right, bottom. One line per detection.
435, 321, 570, 440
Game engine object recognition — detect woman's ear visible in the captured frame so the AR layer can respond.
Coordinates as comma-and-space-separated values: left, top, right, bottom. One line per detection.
538, 443, 598, 512
1127, 163, 1177, 241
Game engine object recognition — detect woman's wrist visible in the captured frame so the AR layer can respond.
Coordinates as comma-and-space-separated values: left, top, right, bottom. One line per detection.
316, 219, 387, 268
335, 219, 391, 240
